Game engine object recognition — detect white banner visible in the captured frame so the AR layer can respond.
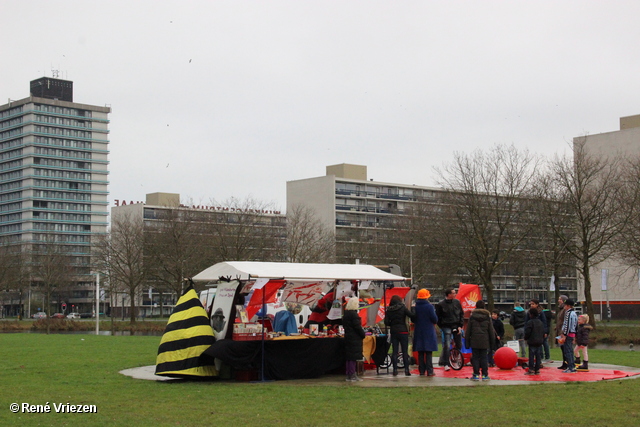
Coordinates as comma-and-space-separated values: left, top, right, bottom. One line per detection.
209, 280, 241, 339
281, 281, 329, 306
549, 274, 555, 292
601, 269, 608, 291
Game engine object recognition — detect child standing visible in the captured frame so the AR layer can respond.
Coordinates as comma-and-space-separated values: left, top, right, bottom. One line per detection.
574, 314, 593, 371
487, 309, 504, 367
524, 308, 545, 375
466, 300, 495, 381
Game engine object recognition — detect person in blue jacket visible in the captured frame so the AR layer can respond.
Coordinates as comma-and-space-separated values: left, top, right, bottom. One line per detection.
412, 289, 439, 376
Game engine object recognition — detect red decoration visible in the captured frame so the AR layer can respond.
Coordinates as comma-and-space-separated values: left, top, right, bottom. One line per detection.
494, 347, 518, 370
246, 280, 284, 320
374, 287, 411, 324
456, 283, 482, 319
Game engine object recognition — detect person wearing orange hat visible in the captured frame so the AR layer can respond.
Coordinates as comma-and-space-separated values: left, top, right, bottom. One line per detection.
412, 288, 439, 376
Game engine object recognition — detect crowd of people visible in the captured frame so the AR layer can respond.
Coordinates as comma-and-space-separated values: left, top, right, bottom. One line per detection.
315, 286, 590, 382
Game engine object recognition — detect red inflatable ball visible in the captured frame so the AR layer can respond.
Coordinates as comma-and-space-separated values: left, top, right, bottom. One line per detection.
494, 346, 518, 370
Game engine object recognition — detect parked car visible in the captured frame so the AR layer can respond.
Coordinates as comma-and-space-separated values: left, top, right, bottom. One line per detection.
67, 312, 80, 319
32, 312, 47, 319
51, 313, 66, 319
79, 313, 93, 319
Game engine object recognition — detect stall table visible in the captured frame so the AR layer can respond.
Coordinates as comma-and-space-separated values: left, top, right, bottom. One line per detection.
202, 335, 388, 380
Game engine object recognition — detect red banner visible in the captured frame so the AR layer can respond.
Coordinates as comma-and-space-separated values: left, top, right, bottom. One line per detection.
246, 280, 285, 320
374, 287, 411, 324
357, 297, 378, 326
456, 283, 482, 318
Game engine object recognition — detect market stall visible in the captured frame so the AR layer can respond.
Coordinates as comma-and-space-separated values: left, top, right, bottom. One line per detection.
190, 261, 407, 380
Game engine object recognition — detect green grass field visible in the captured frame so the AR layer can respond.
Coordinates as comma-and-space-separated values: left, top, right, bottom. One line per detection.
1, 333, 639, 426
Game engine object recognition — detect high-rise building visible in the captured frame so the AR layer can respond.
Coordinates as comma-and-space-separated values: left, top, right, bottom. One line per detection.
0, 77, 110, 316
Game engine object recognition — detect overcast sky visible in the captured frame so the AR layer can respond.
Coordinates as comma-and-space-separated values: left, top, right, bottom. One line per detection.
3, 1, 640, 210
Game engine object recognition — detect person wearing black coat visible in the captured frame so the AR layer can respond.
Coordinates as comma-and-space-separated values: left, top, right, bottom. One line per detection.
466, 300, 495, 380
384, 294, 416, 376
436, 288, 464, 369
343, 297, 366, 382
488, 309, 505, 367
524, 308, 545, 375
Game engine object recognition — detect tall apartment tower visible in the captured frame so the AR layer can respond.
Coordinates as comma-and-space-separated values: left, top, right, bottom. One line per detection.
0, 77, 110, 313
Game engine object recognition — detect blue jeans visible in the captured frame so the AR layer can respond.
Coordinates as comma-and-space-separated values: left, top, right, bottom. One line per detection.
529, 345, 542, 372
562, 336, 575, 370
439, 327, 462, 367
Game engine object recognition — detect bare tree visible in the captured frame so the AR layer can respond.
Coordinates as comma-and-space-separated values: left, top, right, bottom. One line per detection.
0, 243, 28, 318
546, 140, 629, 328
433, 144, 541, 310
144, 207, 214, 303
532, 171, 577, 310
286, 205, 335, 263
30, 239, 75, 333
94, 213, 146, 323
205, 196, 284, 262
392, 202, 469, 290
605, 155, 640, 299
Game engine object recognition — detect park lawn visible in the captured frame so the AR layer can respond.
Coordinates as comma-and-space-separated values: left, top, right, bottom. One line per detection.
0, 334, 639, 426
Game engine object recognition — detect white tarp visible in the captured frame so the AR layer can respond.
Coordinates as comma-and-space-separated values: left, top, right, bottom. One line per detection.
192, 261, 406, 283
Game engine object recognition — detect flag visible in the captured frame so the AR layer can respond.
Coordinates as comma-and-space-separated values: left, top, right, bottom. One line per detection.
246, 279, 285, 320
456, 283, 482, 318
357, 297, 378, 326
374, 287, 411, 324
155, 285, 217, 378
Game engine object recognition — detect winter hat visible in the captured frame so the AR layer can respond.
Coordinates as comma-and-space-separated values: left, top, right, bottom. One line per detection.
560, 295, 568, 302
565, 299, 575, 306
417, 289, 431, 299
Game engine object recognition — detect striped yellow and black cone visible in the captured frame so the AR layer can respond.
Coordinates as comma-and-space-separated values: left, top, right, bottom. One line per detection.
155, 284, 217, 378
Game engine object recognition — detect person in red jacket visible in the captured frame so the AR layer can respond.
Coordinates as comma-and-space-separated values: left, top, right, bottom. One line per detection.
305, 290, 334, 330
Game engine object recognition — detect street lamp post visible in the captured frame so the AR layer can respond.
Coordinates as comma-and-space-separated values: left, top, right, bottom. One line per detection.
95, 272, 100, 335
406, 244, 415, 286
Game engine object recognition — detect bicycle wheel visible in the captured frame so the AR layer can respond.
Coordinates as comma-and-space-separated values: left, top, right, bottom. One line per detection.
449, 348, 464, 370
379, 354, 391, 369
396, 352, 405, 369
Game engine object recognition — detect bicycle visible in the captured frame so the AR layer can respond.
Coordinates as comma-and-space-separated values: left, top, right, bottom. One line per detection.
448, 329, 468, 371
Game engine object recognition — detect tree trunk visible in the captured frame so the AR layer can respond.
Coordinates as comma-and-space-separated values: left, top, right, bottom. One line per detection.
552, 269, 561, 312
129, 288, 137, 324
110, 291, 115, 336
582, 261, 596, 330
485, 279, 495, 312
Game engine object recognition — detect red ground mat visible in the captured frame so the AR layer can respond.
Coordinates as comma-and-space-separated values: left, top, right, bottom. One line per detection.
418, 365, 640, 382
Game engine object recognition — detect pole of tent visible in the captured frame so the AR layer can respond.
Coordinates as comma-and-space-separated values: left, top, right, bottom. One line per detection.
260, 277, 267, 382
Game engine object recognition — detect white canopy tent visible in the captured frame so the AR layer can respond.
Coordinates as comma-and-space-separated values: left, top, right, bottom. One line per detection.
192, 261, 406, 283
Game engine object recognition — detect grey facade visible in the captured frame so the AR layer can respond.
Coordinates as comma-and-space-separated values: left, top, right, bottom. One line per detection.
287, 164, 578, 309
0, 78, 110, 316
